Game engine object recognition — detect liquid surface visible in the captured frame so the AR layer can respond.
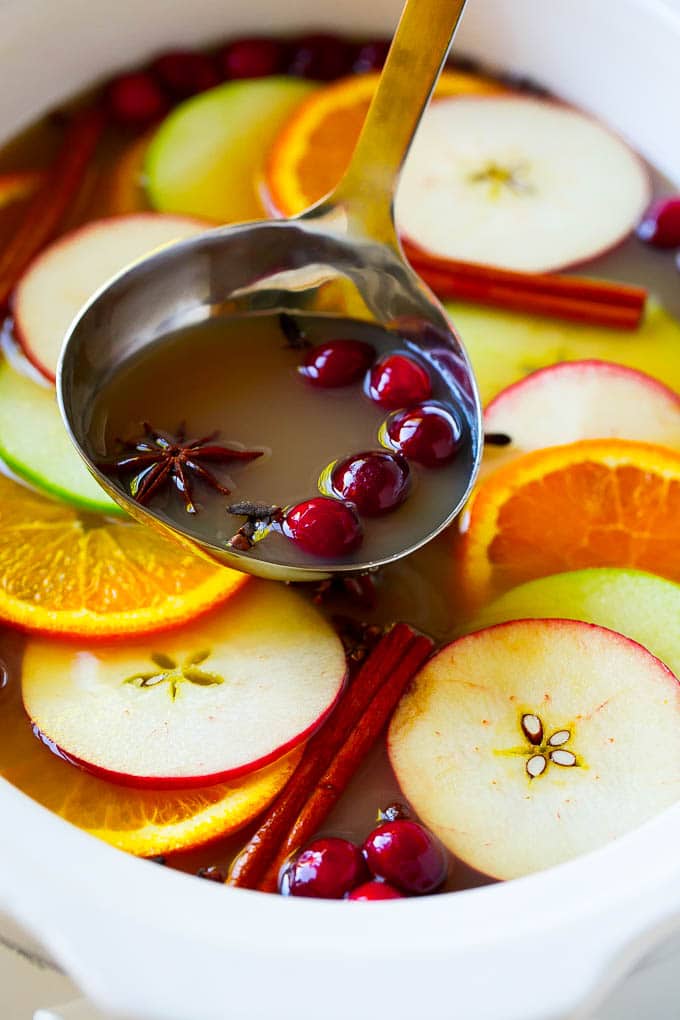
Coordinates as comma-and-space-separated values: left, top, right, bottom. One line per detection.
88, 312, 472, 567
0, 48, 678, 897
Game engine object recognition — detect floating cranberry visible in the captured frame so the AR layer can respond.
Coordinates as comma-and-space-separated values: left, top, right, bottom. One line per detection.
363, 820, 448, 895
151, 50, 220, 98
281, 837, 368, 898
347, 880, 404, 901
287, 33, 355, 81
636, 196, 680, 248
220, 37, 286, 79
327, 451, 410, 516
353, 39, 391, 73
107, 72, 169, 127
299, 339, 375, 388
367, 354, 432, 410
283, 497, 362, 558
385, 403, 463, 467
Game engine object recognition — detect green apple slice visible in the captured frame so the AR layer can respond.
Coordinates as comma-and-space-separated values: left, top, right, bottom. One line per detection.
469, 567, 680, 678
0, 360, 119, 515
145, 77, 316, 223
389, 618, 680, 880
447, 299, 680, 406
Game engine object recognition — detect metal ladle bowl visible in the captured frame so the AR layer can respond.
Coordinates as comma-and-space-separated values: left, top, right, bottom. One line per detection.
58, 0, 482, 583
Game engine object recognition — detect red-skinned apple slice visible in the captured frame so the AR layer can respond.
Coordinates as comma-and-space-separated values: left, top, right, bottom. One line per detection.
389, 619, 680, 880
484, 359, 680, 475
23, 581, 347, 789
14, 212, 209, 383
397, 96, 651, 273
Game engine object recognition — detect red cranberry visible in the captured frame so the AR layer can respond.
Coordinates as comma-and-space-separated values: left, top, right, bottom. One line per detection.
363, 820, 448, 895
283, 497, 362, 558
327, 451, 410, 516
151, 51, 220, 98
385, 403, 463, 467
220, 37, 286, 79
299, 339, 375, 388
353, 39, 391, 73
106, 72, 169, 127
347, 880, 404, 901
286, 34, 355, 81
636, 196, 680, 248
281, 837, 368, 898
367, 354, 432, 410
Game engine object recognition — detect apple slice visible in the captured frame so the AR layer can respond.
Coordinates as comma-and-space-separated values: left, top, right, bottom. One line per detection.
483, 360, 680, 475
389, 618, 680, 880
23, 580, 346, 789
470, 568, 680, 680
0, 358, 119, 514
398, 96, 651, 272
145, 77, 315, 222
14, 212, 208, 383
445, 299, 680, 407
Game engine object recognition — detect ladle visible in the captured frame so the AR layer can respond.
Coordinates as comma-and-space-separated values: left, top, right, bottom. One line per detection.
59, 0, 482, 582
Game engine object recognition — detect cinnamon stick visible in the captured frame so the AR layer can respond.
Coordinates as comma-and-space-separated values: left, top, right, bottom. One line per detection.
0, 107, 105, 310
258, 632, 434, 893
227, 623, 426, 890
404, 244, 647, 330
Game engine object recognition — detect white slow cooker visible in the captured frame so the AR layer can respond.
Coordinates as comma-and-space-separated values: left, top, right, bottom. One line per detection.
1, 1, 680, 1018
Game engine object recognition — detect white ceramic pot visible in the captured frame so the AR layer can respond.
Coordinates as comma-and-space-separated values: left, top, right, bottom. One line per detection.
1, 1, 680, 1018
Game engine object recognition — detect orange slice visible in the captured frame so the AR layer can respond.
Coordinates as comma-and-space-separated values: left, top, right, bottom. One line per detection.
0, 474, 245, 637
0, 170, 45, 210
266, 70, 507, 216
461, 439, 680, 606
107, 131, 153, 214
0, 673, 301, 855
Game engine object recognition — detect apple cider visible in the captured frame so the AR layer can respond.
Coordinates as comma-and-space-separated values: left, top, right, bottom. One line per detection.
86, 311, 472, 569
1, 29, 680, 901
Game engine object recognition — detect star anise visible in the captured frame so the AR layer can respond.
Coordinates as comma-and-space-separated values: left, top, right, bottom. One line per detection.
101, 423, 262, 514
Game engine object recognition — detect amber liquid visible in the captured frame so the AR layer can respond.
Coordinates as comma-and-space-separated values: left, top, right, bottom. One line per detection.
87, 312, 472, 568
0, 64, 679, 895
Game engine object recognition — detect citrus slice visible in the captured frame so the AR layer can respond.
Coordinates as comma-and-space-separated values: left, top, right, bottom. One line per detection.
266, 70, 506, 216
107, 131, 154, 214
0, 672, 301, 856
460, 439, 680, 606
0, 473, 246, 637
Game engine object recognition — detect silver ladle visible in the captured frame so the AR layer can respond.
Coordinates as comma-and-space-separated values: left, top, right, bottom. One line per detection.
59, 0, 482, 582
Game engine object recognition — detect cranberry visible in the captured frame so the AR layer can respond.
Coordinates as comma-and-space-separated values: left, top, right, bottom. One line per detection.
287, 34, 355, 81
327, 451, 410, 516
281, 837, 368, 898
363, 820, 448, 895
385, 403, 463, 467
353, 39, 391, 73
367, 354, 432, 410
151, 50, 220, 98
283, 497, 362, 558
220, 37, 286, 79
299, 339, 375, 388
106, 72, 169, 127
636, 196, 680, 248
347, 880, 404, 901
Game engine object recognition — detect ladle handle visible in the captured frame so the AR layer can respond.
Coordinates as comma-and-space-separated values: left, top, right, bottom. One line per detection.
326, 0, 469, 244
